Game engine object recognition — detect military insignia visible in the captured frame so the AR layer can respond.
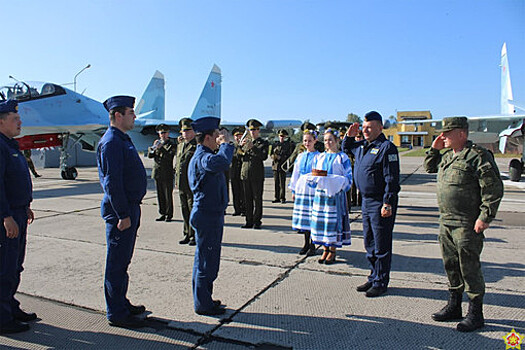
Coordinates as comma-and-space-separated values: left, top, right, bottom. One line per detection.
503, 328, 523, 349
388, 154, 398, 162
370, 148, 379, 155
15, 105, 19, 112
12, 153, 19, 157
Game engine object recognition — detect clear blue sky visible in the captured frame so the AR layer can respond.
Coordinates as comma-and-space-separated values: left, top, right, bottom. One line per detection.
2, 0, 524, 124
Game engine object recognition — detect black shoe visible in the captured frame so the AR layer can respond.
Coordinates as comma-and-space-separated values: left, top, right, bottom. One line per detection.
241, 224, 253, 229
456, 299, 484, 332
108, 315, 147, 328
213, 300, 222, 307
196, 305, 226, 316
298, 246, 309, 255
34, 174, 42, 178
13, 309, 37, 322
241, 213, 246, 217
179, 238, 190, 244
281, 200, 286, 204
365, 286, 388, 298
306, 246, 316, 256
431, 291, 463, 322
356, 281, 373, 292
232, 212, 242, 216
272, 199, 280, 203
0, 320, 30, 334
128, 304, 146, 315
156, 215, 166, 221
253, 223, 261, 229
165, 217, 172, 222
189, 240, 196, 246
324, 251, 336, 265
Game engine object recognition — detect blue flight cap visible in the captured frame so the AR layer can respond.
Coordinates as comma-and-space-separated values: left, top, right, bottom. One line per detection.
191, 116, 220, 133
103, 95, 135, 112
0, 99, 18, 114
364, 111, 382, 123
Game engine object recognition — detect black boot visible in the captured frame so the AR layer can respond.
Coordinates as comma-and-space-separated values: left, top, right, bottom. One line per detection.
431, 291, 463, 322
299, 231, 310, 255
457, 298, 484, 332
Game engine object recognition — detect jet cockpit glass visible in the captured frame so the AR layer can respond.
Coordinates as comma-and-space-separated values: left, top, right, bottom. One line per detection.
0, 82, 65, 102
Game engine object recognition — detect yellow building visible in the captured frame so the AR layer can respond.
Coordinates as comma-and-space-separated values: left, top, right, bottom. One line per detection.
383, 111, 438, 148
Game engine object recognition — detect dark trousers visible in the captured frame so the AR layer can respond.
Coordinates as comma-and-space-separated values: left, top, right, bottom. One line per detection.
439, 224, 485, 301
362, 197, 397, 289
155, 177, 174, 218
179, 190, 195, 240
0, 207, 28, 326
273, 169, 287, 201
243, 178, 263, 226
231, 176, 245, 214
104, 205, 140, 321
190, 208, 224, 312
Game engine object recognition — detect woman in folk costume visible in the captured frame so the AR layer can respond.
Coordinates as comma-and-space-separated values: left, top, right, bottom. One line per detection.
310, 128, 352, 264
289, 130, 320, 256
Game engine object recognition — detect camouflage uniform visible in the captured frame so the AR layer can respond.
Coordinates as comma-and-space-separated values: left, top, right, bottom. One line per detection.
175, 136, 197, 242
230, 133, 245, 215
424, 141, 503, 301
148, 136, 176, 219
270, 131, 294, 202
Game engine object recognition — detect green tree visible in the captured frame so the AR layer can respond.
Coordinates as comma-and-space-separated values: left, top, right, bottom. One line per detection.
347, 113, 361, 124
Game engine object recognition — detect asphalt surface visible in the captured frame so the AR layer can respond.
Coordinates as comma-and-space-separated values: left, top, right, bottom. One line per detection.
0, 156, 523, 349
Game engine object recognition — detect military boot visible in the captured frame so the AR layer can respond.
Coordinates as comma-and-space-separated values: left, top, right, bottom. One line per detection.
431, 291, 463, 322
457, 298, 484, 332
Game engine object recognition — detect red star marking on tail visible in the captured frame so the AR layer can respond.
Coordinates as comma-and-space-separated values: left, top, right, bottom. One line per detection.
211, 81, 215, 88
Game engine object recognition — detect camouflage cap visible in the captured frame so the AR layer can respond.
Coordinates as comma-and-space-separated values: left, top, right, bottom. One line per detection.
179, 117, 194, 131
278, 129, 289, 136
439, 116, 469, 132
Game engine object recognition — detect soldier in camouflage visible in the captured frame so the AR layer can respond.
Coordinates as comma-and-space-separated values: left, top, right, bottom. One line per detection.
271, 129, 294, 203
424, 116, 504, 332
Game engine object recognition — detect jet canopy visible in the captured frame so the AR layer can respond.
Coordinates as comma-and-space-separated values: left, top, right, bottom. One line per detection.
0, 82, 66, 102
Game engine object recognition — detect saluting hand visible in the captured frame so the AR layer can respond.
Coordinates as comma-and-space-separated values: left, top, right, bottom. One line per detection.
431, 133, 445, 150
347, 123, 360, 138
4, 216, 19, 238
117, 217, 132, 231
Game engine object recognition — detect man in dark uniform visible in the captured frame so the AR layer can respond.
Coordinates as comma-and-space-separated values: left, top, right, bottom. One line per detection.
148, 123, 176, 222
240, 119, 269, 229
271, 129, 294, 203
0, 100, 36, 334
342, 111, 400, 298
97, 96, 148, 328
424, 117, 503, 332
175, 118, 197, 245
23, 150, 41, 178
188, 116, 234, 315
230, 127, 245, 216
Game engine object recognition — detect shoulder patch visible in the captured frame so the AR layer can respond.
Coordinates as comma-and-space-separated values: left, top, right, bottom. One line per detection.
388, 154, 398, 162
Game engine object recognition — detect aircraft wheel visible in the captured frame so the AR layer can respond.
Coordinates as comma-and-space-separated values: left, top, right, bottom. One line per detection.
61, 167, 78, 180
509, 159, 523, 182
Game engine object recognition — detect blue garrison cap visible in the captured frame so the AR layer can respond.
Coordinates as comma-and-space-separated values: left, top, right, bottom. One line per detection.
0, 99, 18, 114
103, 95, 135, 112
191, 116, 220, 133
364, 111, 382, 123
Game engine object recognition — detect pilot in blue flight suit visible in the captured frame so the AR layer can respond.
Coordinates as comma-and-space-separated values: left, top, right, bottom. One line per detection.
188, 116, 234, 315
97, 96, 148, 328
342, 111, 400, 298
0, 100, 36, 334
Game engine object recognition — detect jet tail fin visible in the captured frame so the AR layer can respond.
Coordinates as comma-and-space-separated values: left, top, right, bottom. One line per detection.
501, 43, 515, 115
190, 64, 221, 120
136, 70, 165, 120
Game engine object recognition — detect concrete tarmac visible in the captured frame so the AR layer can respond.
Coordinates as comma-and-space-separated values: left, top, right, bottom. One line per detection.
1, 156, 523, 349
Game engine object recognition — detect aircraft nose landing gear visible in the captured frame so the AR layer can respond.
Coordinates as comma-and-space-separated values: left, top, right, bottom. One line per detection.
61, 166, 78, 180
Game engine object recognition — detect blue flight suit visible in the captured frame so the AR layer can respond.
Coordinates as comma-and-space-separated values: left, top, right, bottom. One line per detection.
0, 133, 32, 327
188, 142, 233, 312
342, 133, 400, 289
97, 126, 147, 321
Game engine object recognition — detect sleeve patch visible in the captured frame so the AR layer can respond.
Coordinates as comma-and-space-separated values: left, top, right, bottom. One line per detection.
388, 154, 398, 162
